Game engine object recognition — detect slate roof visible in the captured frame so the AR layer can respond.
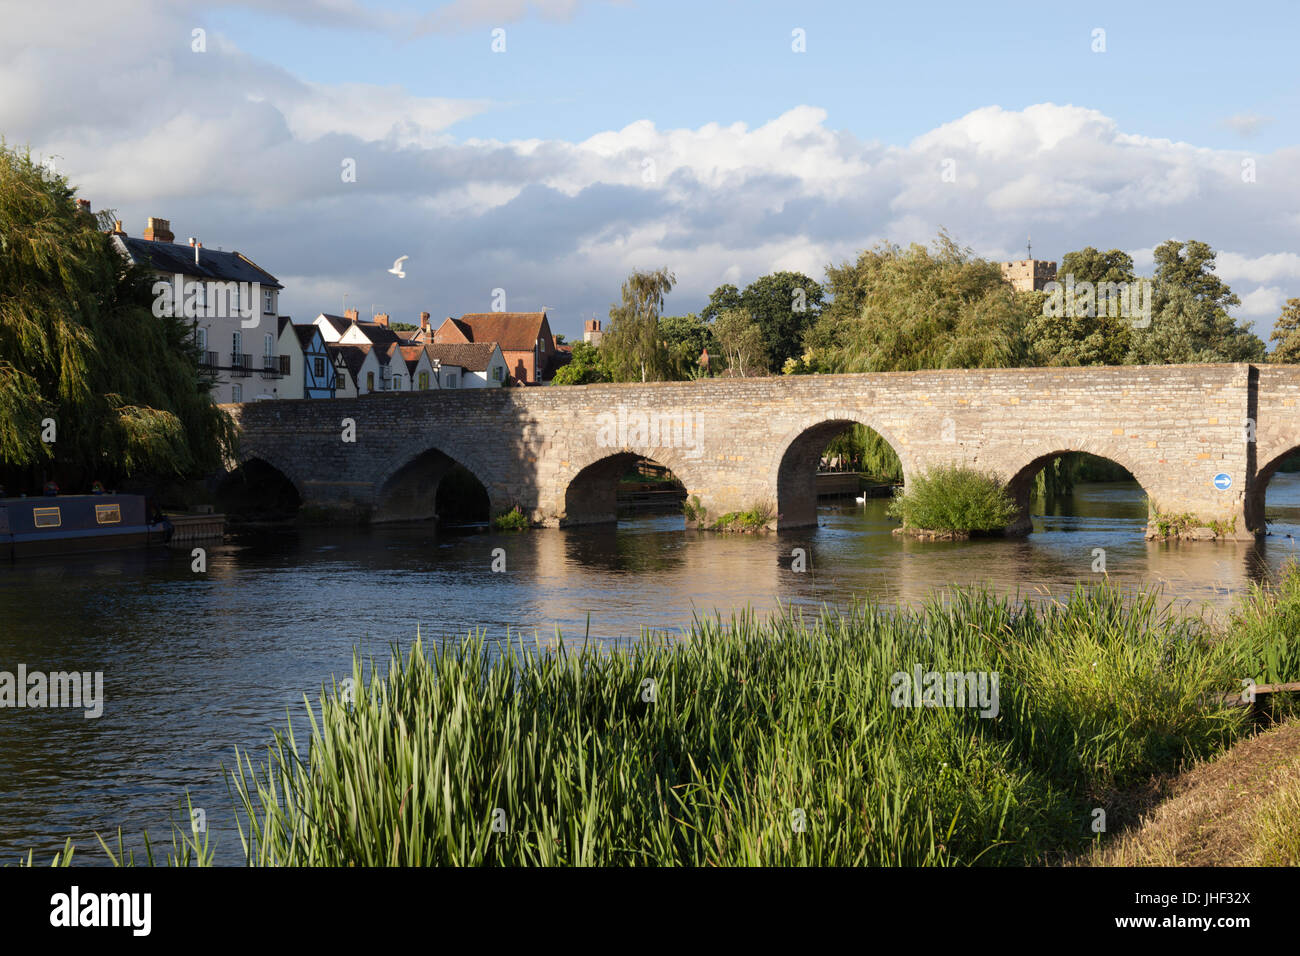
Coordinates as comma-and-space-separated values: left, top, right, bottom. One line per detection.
454, 312, 547, 351
115, 235, 282, 289
294, 324, 323, 349
425, 342, 498, 372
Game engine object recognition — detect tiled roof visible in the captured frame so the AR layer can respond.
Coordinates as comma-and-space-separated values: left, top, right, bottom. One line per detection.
326, 343, 372, 380
399, 344, 428, 374
455, 312, 547, 351
114, 235, 282, 288
425, 342, 498, 372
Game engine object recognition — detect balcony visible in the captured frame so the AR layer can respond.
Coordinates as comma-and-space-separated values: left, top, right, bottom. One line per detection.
230, 353, 252, 377
259, 355, 289, 379
199, 351, 219, 370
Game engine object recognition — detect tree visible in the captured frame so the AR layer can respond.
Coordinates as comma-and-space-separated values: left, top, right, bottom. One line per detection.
1024, 246, 1136, 366
739, 271, 824, 372
1269, 298, 1300, 363
700, 283, 742, 324
0, 143, 234, 493
658, 313, 712, 377
1126, 239, 1265, 364
602, 267, 676, 382
550, 341, 610, 385
806, 231, 1032, 372
712, 309, 767, 377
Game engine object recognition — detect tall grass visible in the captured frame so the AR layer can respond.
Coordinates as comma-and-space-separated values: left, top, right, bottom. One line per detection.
222, 581, 1292, 866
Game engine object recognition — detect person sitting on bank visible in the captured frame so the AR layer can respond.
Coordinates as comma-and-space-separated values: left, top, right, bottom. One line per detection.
43, 481, 59, 497
91, 480, 105, 495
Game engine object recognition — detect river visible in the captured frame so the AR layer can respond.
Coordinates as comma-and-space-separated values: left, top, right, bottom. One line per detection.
2, 474, 1299, 864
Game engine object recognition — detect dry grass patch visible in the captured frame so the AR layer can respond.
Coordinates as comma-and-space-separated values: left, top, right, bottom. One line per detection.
1085, 718, 1300, 867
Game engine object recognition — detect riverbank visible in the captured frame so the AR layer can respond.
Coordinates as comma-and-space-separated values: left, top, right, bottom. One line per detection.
39, 560, 1297, 867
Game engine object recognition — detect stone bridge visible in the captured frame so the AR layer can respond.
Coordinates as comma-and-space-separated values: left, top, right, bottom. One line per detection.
224, 363, 1300, 539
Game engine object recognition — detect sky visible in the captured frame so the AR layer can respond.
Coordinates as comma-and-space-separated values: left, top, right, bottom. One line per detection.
2, 0, 1297, 342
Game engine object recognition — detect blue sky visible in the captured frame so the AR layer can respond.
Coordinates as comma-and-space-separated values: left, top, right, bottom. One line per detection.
3, 0, 1297, 341
208, 0, 1297, 151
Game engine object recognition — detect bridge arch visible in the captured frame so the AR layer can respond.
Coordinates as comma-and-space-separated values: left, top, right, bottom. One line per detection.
1002, 442, 1156, 536
216, 455, 303, 519
772, 413, 912, 530
560, 446, 701, 527
1247, 443, 1300, 534
373, 442, 502, 524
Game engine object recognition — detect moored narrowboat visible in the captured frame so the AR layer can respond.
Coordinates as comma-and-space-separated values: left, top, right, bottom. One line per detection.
0, 495, 173, 560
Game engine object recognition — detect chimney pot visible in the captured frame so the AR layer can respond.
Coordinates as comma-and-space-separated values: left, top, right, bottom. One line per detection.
344, 308, 359, 323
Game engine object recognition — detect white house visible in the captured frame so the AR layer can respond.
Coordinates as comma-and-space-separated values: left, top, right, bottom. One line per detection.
113, 216, 283, 405
327, 343, 383, 396
425, 343, 507, 388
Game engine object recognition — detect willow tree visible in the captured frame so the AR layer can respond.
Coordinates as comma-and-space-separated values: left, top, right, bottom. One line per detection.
805, 231, 1033, 373
602, 267, 676, 382
0, 143, 235, 493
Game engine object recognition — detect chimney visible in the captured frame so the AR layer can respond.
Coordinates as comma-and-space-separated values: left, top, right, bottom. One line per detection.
195, 241, 202, 265
143, 217, 174, 243
420, 311, 430, 332
374, 313, 389, 327
111, 219, 124, 236
344, 308, 359, 323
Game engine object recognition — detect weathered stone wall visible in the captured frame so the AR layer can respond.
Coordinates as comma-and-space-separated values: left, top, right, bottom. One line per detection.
226, 363, 1300, 538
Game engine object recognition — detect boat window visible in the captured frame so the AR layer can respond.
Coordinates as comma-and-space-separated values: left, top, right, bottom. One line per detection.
33, 507, 61, 528
95, 504, 122, 525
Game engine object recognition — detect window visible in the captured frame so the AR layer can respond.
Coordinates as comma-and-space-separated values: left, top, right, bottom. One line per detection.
231, 383, 242, 403
264, 333, 274, 357
366, 371, 374, 391
392, 374, 403, 390
193, 281, 206, 310
233, 331, 242, 356
233, 284, 240, 311
447, 373, 458, 389
492, 365, 503, 382
337, 371, 347, 388
33, 507, 61, 528
314, 357, 325, 378
195, 327, 207, 351
264, 288, 274, 314
418, 371, 429, 390
95, 504, 121, 525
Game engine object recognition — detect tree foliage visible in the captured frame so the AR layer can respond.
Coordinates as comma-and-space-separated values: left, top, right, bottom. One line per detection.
701, 272, 823, 372
602, 267, 676, 383
807, 231, 1032, 372
711, 309, 767, 377
1268, 298, 1300, 364
1126, 240, 1265, 364
0, 142, 234, 492
549, 341, 610, 385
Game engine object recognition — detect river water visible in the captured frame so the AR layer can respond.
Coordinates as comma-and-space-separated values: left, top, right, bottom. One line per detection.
2, 474, 1299, 864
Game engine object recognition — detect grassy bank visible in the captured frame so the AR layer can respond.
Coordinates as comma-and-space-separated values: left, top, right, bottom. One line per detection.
31, 564, 1300, 867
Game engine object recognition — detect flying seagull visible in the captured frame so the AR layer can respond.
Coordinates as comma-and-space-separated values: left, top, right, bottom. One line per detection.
388, 255, 409, 279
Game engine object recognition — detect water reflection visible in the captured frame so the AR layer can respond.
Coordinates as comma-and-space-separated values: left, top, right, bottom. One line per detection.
0, 472, 1297, 864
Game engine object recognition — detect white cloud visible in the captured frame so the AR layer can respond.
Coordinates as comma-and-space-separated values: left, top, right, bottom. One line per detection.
2, 5, 1297, 341
1224, 113, 1273, 138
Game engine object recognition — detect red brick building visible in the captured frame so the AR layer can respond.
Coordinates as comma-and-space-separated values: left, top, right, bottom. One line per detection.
432, 311, 566, 385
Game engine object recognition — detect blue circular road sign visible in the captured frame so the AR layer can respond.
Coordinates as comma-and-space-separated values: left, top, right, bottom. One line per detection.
1212, 473, 1232, 491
